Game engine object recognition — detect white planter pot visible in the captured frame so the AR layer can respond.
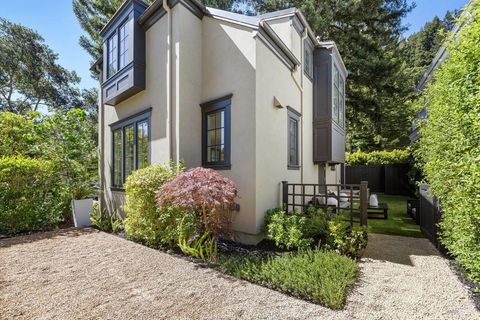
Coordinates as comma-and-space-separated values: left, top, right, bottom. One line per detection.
72, 199, 94, 228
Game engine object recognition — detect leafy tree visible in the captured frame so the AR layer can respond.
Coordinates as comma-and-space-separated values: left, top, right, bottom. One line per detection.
400, 10, 460, 85
0, 18, 81, 113
417, 0, 480, 284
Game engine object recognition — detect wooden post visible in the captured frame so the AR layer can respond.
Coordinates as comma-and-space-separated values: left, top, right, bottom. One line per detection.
282, 181, 288, 212
360, 181, 368, 226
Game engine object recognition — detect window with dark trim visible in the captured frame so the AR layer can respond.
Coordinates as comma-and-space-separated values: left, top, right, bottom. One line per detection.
107, 33, 118, 78
111, 110, 151, 188
200, 95, 232, 170
332, 65, 345, 127
119, 21, 129, 69
287, 107, 300, 169
304, 41, 313, 79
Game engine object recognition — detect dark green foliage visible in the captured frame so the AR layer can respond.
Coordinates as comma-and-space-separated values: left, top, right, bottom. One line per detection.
0, 110, 98, 227
217, 250, 358, 309
0, 18, 81, 113
400, 10, 460, 85
264, 208, 368, 258
263, 208, 313, 250
123, 163, 188, 248
417, 1, 480, 285
0, 156, 63, 235
346, 149, 410, 165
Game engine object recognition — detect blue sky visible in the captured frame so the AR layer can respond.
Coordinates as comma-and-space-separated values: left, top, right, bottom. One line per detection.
0, 0, 470, 90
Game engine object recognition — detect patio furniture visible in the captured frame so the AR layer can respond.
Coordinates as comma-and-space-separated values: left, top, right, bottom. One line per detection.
368, 202, 388, 219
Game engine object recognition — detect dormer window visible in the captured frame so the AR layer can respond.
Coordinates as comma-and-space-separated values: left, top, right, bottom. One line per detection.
107, 33, 118, 78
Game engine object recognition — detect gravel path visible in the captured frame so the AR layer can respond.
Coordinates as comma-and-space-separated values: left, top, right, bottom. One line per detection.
0, 229, 478, 319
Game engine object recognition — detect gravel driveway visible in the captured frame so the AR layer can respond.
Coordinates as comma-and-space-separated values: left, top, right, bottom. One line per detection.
0, 229, 478, 319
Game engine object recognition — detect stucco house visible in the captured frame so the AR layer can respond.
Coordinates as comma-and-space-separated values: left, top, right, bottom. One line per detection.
92, 0, 348, 244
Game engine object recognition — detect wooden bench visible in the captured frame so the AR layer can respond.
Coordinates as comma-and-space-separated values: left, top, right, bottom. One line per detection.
368, 203, 388, 219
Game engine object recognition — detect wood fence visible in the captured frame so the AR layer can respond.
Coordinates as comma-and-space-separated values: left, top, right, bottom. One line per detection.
343, 164, 412, 196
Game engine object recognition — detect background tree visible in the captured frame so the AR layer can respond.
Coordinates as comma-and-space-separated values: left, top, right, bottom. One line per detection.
0, 18, 82, 114
399, 10, 460, 85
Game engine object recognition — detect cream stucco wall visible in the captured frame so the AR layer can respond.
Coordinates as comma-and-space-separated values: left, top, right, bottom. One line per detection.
102, 17, 170, 215
100, 5, 342, 242
201, 17, 257, 235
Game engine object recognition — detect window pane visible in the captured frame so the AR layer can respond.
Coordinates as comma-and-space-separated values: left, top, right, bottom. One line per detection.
137, 120, 149, 169
207, 114, 216, 129
288, 117, 298, 166
119, 22, 129, 69
124, 125, 134, 179
215, 111, 223, 128
334, 67, 339, 87
108, 33, 118, 77
207, 146, 218, 162
208, 130, 216, 146
333, 91, 339, 123
339, 96, 344, 127
340, 77, 344, 96
220, 145, 225, 161
113, 129, 122, 186
215, 128, 223, 145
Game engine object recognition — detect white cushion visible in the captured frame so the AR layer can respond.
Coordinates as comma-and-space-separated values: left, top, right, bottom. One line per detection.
339, 192, 349, 202
370, 194, 379, 207
327, 197, 338, 206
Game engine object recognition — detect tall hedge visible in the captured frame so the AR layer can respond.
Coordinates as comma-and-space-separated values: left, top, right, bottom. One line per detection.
0, 156, 63, 235
418, 1, 480, 284
346, 149, 410, 166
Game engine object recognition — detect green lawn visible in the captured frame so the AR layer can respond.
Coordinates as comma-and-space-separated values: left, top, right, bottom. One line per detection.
367, 195, 423, 238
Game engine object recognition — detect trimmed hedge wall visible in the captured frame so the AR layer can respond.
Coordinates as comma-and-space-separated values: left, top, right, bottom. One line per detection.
0, 156, 63, 235
417, 1, 480, 285
346, 149, 410, 166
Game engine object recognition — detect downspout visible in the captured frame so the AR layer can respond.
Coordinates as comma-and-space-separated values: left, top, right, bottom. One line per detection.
96, 66, 105, 213
290, 29, 308, 184
163, 0, 174, 163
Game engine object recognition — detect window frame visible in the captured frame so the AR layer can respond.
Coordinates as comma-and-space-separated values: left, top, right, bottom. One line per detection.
118, 20, 129, 70
106, 18, 130, 80
304, 40, 314, 80
107, 32, 118, 78
110, 109, 151, 190
287, 106, 301, 170
200, 94, 232, 170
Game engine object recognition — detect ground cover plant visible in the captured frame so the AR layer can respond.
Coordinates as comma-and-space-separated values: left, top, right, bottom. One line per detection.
346, 149, 411, 166
217, 250, 358, 309
417, 0, 480, 285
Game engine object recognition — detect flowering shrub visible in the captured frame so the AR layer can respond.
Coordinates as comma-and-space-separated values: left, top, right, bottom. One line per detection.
156, 167, 238, 239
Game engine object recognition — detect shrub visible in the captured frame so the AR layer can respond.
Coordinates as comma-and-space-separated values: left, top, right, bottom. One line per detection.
123, 162, 186, 248
0, 156, 63, 234
90, 201, 123, 233
346, 149, 410, 165
263, 208, 313, 250
327, 215, 368, 258
217, 250, 358, 309
417, 1, 480, 284
156, 167, 237, 239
